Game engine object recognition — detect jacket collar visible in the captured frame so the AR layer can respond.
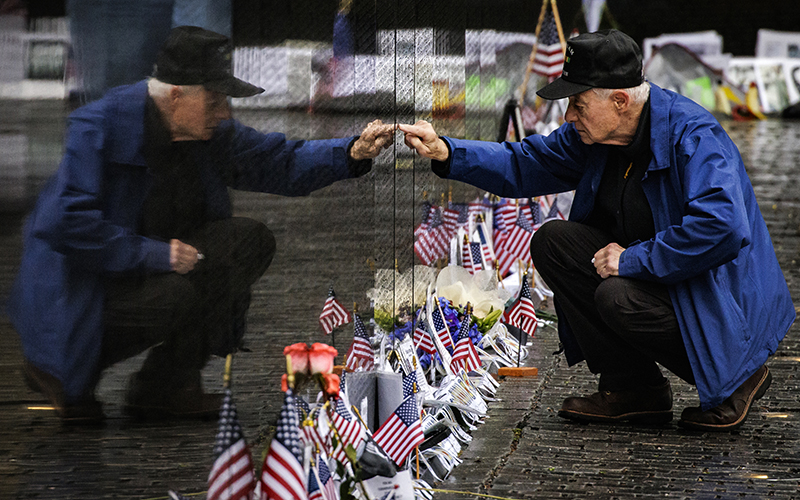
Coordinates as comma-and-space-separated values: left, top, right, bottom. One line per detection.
104, 80, 150, 167
647, 83, 674, 172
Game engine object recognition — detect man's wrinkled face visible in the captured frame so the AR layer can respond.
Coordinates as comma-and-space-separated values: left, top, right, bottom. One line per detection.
564, 90, 622, 145
171, 86, 231, 141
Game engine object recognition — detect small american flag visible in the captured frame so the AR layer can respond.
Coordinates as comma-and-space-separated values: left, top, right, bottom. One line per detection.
429, 303, 453, 350
319, 286, 352, 335
530, 199, 542, 227
450, 312, 481, 374
372, 395, 424, 466
462, 235, 474, 274
345, 314, 374, 371
208, 388, 255, 500
330, 396, 366, 463
495, 214, 534, 277
402, 370, 418, 399
503, 275, 538, 336
259, 388, 306, 500
533, 11, 564, 78
469, 241, 484, 272
299, 405, 329, 456
308, 458, 337, 500
414, 206, 450, 265
476, 223, 494, 268
412, 309, 437, 354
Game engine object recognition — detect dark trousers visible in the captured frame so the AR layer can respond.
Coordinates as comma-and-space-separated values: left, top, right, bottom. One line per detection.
530, 220, 695, 392
100, 217, 275, 384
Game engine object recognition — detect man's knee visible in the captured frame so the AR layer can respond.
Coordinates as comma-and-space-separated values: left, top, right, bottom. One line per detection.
230, 217, 275, 263
530, 219, 568, 269
594, 277, 633, 328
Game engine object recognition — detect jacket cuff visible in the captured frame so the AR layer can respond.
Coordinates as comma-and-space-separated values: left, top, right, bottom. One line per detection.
144, 239, 173, 272
430, 137, 453, 178
346, 137, 373, 177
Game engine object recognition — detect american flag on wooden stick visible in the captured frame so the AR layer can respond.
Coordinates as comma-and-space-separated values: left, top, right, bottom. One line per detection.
330, 396, 366, 463
345, 314, 374, 371
412, 308, 437, 354
372, 395, 424, 466
450, 308, 481, 374
533, 11, 564, 78
258, 388, 306, 500
503, 274, 538, 336
319, 286, 352, 335
207, 388, 255, 500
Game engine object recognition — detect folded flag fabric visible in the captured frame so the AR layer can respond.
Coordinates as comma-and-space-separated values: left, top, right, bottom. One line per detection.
259, 388, 306, 500
372, 395, 424, 466
208, 388, 255, 500
319, 286, 352, 335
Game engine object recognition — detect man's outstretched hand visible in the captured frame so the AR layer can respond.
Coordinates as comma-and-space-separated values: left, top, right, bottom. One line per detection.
349, 120, 397, 160
398, 120, 449, 162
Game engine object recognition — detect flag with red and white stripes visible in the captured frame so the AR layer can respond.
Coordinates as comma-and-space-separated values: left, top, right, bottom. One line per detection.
412, 308, 437, 354
330, 396, 366, 464
208, 388, 255, 500
372, 395, 424, 466
308, 458, 337, 500
503, 275, 538, 336
450, 312, 481, 374
319, 286, 352, 335
495, 215, 534, 277
258, 388, 306, 500
429, 302, 453, 350
533, 11, 564, 78
345, 314, 374, 371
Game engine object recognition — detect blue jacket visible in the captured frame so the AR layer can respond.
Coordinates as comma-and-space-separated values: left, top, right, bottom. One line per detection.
7, 80, 365, 402
438, 84, 794, 409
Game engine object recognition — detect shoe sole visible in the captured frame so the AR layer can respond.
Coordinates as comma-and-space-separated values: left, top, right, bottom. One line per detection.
24, 364, 104, 424
678, 367, 772, 432
558, 409, 673, 425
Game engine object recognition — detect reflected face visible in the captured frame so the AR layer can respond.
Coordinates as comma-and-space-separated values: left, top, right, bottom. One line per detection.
170, 87, 231, 141
564, 90, 622, 145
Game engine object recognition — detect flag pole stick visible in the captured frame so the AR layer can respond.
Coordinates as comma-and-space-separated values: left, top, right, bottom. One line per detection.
517, 273, 526, 368
223, 353, 233, 390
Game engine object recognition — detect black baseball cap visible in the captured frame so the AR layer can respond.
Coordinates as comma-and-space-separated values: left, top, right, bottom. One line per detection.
153, 26, 264, 98
536, 29, 644, 100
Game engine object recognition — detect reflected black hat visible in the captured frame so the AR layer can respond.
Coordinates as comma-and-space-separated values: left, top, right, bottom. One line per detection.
536, 29, 644, 100
153, 25, 264, 98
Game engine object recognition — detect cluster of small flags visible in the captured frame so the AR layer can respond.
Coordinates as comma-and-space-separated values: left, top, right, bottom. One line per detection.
413, 194, 567, 277
188, 204, 555, 500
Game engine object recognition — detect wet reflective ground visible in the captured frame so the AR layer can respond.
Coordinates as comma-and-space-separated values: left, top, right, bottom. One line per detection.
0, 100, 798, 499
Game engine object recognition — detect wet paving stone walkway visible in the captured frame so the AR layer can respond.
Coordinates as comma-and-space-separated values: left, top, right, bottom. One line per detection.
0, 101, 798, 499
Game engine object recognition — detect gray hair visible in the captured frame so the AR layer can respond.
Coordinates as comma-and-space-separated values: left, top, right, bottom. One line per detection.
592, 81, 650, 105
147, 77, 203, 99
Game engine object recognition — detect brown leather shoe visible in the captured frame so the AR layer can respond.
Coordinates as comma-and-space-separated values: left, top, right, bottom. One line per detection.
124, 371, 223, 420
23, 360, 104, 424
558, 379, 673, 424
678, 365, 771, 431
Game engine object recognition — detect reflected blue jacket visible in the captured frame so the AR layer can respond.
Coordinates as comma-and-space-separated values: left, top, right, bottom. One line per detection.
437, 84, 794, 409
7, 80, 364, 402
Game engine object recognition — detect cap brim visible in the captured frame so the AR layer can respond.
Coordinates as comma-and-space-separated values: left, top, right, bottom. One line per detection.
536, 76, 592, 100
205, 76, 264, 98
